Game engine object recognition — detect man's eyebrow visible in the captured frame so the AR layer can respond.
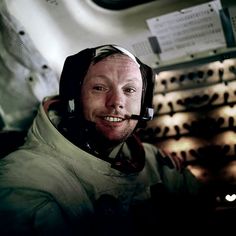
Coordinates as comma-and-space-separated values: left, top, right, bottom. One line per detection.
86, 75, 109, 81
85, 74, 142, 85
124, 78, 143, 84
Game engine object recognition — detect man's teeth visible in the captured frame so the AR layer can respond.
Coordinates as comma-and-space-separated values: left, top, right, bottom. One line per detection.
104, 116, 123, 122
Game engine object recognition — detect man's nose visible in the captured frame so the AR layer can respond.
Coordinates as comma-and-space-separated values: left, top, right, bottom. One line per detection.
106, 90, 124, 110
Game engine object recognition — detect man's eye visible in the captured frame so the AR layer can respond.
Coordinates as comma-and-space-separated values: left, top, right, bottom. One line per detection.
93, 85, 107, 91
124, 88, 136, 93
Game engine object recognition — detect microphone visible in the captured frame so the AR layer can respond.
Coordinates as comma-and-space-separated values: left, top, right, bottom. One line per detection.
129, 108, 154, 121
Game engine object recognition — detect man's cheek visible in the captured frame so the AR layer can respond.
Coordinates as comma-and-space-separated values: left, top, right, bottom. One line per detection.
129, 104, 141, 115
82, 107, 92, 121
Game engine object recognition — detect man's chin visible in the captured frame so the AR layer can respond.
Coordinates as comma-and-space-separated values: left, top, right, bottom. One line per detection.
104, 133, 131, 145
96, 129, 126, 142
96, 124, 134, 143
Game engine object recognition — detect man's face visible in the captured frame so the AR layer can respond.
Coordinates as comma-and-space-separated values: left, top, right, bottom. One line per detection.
80, 54, 143, 143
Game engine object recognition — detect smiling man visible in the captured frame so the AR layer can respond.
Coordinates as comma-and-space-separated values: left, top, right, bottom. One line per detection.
0, 45, 205, 235
81, 53, 142, 149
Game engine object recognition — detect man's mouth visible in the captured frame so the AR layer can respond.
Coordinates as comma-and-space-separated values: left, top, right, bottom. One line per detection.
104, 116, 124, 122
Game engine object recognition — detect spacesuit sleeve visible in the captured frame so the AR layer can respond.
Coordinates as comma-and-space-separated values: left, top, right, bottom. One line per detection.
0, 188, 72, 236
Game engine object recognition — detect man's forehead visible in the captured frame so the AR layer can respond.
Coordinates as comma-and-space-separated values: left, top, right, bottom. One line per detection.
94, 45, 140, 68
91, 54, 141, 70
84, 54, 142, 83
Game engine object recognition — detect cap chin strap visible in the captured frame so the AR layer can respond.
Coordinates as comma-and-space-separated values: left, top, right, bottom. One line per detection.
111, 134, 145, 173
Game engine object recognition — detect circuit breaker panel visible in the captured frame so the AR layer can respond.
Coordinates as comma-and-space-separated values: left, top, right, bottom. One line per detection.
138, 57, 236, 185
